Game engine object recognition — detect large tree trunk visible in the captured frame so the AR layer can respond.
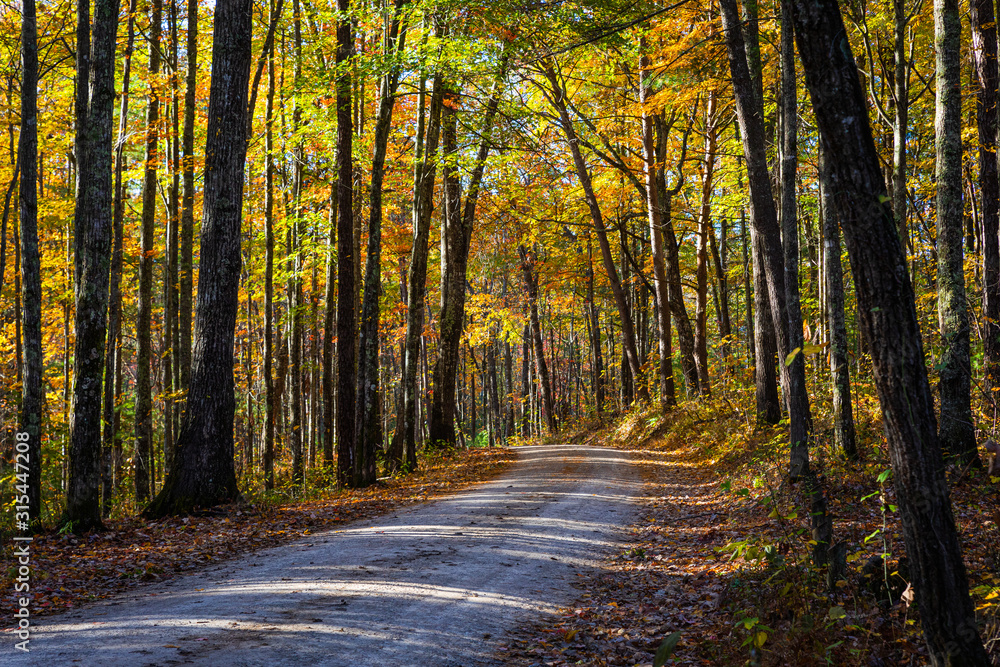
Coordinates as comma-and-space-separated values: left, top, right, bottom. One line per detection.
819, 146, 857, 459
143, 0, 252, 517
791, 0, 989, 661
64, 0, 118, 532
102, 0, 136, 516
736, 0, 780, 424
973, 0, 1000, 405
779, 0, 807, 450
428, 55, 508, 448
135, 0, 162, 504
639, 48, 675, 409
751, 226, 780, 423
520, 247, 556, 433
356, 0, 407, 483
934, 0, 977, 464
720, 0, 811, 478
543, 62, 647, 402
334, 0, 356, 487
19, 0, 42, 528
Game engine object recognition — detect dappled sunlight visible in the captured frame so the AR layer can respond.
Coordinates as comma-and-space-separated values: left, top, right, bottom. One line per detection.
26, 445, 640, 667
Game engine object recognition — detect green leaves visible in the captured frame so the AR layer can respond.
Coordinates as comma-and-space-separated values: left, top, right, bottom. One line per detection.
653, 631, 682, 667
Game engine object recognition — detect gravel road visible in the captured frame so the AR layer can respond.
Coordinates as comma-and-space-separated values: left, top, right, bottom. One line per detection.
14, 444, 640, 666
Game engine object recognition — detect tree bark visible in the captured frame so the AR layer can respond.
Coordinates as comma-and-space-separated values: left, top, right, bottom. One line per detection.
135, 0, 162, 505
819, 145, 857, 460
973, 0, 1000, 403
143, 0, 252, 517
288, 0, 304, 485
19, 0, 42, 527
64, 0, 117, 532
102, 0, 136, 516
751, 225, 780, 423
791, 0, 989, 660
780, 0, 806, 445
263, 0, 276, 489
720, 0, 811, 477
335, 0, 356, 487
934, 0, 977, 464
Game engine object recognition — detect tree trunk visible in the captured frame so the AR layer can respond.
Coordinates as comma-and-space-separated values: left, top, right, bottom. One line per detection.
973, 0, 1000, 404
819, 146, 857, 460
520, 324, 530, 435
586, 237, 606, 413
751, 225, 781, 423
135, 0, 162, 504
428, 54, 509, 448
164, 0, 180, 471
695, 91, 718, 396
639, 48, 675, 410
102, 0, 136, 516
19, 0, 42, 527
520, 247, 556, 433
397, 45, 444, 471
178, 0, 197, 391
288, 0, 304, 485
64, 0, 117, 532
720, 0, 811, 477
263, 0, 276, 489
654, 116, 700, 396
934, 0, 978, 464
791, 0, 989, 661
779, 0, 810, 474
334, 0, 356, 487
356, 0, 407, 483
143, 0, 251, 517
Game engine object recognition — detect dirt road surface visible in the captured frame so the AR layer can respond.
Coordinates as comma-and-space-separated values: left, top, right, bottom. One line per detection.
14, 445, 639, 666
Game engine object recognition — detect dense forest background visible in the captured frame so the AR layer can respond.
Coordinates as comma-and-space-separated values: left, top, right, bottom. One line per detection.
3, 0, 1000, 660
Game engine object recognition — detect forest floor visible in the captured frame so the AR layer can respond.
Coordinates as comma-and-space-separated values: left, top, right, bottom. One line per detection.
0, 447, 513, 619
498, 389, 1000, 666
